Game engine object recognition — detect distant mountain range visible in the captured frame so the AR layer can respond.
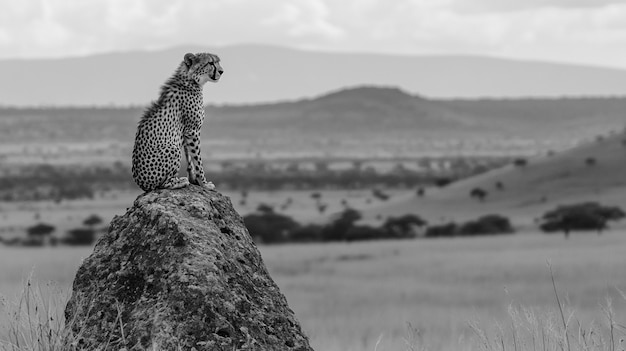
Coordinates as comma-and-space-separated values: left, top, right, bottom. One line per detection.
3, 44, 626, 106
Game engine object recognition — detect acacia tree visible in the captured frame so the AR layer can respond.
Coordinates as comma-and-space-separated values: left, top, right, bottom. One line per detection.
416, 187, 425, 197
513, 158, 528, 167
83, 214, 103, 229
27, 223, 55, 238
256, 203, 274, 214
382, 214, 427, 238
585, 157, 597, 167
540, 202, 625, 238
243, 210, 300, 244
470, 187, 488, 202
322, 208, 362, 242
64, 228, 96, 246
26, 223, 56, 245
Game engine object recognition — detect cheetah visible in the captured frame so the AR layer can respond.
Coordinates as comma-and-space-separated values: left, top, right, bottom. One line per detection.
132, 52, 223, 192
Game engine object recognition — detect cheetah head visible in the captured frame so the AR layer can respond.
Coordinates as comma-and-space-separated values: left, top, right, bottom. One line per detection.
183, 52, 223, 86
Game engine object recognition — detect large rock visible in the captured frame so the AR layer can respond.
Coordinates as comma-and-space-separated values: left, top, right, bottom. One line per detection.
64, 186, 312, 351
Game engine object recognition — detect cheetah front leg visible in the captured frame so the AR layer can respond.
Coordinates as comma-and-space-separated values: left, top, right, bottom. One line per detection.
183, 130, 215, 190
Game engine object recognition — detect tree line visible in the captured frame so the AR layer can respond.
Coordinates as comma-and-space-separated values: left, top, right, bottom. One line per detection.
244, 201, 626, 244
2, 214, 104, 247
5, 201, 622, 247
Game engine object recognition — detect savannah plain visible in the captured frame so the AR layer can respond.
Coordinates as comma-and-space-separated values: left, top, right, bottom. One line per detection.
2, 86, 626, 350
2, 233, 626, 350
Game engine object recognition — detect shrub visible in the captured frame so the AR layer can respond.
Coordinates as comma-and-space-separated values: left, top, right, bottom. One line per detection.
322, 208, 362, 242
434, 178, 452, 187
21, 237, 46, 247
26, 223, 55, 238
416, 187, 425, 197
382, 214, 427, 239
83, 214, 103, 228
63, 228, 96, 246
470, 187, 488, 202
513, 158, 528, 167
584, 157, 597, 166
425, 222, 458, 238
345, 225, 388, 241
256, 203, 274, 214
290, 224, 323, 242
372, 188, 390, 201
244, 211, 300, 244
458, 214, 514, 236
24, 223, 56, 246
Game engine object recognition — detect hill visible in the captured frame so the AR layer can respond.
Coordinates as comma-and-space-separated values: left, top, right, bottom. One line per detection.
2, 86, 625, 151
364, 132, 626, 226
207, 86, 499, 140
1, 86, 625, 160
4, 44, 626, 106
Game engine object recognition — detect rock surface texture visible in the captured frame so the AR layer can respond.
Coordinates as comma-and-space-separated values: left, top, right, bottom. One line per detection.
64, 186, 312, 351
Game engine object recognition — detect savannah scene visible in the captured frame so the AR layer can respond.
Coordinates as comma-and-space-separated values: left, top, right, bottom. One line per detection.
2, 1, 626, 350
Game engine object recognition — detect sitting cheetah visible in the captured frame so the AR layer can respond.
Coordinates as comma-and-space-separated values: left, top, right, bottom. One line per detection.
132, 52, 223, 192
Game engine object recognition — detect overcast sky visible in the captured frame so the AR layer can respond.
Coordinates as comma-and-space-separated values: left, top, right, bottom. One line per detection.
2, 0, 626, 69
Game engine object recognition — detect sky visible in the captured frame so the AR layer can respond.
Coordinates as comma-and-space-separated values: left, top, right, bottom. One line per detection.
2, 0, 626, 69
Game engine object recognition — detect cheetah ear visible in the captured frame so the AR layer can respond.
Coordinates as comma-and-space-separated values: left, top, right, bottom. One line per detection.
183, 53, 196, 69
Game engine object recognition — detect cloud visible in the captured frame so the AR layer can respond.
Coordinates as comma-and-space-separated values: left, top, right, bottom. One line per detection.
0, 0, 348, 58
453, 0, 626, 13
1, 0, 626, 68
262, 0, 345, 40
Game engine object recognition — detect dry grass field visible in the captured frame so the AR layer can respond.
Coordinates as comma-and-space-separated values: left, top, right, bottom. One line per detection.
1, 231, 625, 350
0, 188, 408, 241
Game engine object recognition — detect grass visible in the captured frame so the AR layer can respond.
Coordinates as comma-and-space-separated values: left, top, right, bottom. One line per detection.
1, 232, 625, 350
0, 277, 75, 351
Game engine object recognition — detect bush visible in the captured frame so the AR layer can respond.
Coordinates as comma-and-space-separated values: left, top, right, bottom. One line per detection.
372, 188, 390, 201
416, 187, 425, 197
540, 202, 625, 237
458, 214, 514, 236
513, 158, 528, 167
345, 225, 388, 241
290, 224, 323, 242
83, 214, 103, 227
63, 228, 96, 246
470, 187, 488, 202
244, 211, 300, 244
26, 223, 55, 238
584, 157, 597, 166
382, 214, 427, 239
425, 215, 513, 238
321, 208, 362, 242
425, 222, 458, 238
256, 203, 274, 214
434, 178, 452, 187
21, 237, 46, 247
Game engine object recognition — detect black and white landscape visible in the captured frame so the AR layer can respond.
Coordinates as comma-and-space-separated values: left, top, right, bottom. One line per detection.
2, 2, 626, 349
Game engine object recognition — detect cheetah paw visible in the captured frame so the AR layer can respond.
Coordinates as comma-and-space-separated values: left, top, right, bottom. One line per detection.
201, 181, 216, 190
